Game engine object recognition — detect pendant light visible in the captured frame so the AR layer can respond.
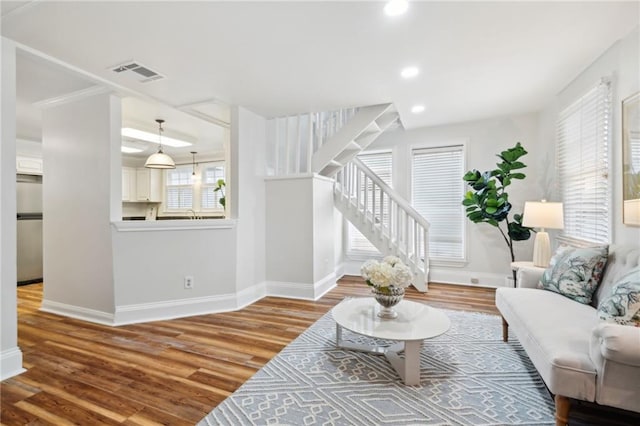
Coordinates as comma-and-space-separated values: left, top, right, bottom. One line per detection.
144, 119, 176, 169
190, 151, 199, 181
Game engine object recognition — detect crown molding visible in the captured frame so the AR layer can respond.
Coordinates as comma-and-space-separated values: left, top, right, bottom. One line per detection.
32, 85, 111, 109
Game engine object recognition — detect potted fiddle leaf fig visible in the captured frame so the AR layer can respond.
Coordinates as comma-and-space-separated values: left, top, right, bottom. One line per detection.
462, 142, 532, 275
214, 179, 226, 208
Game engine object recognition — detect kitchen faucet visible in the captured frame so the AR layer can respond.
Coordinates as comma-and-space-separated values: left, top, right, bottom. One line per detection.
187, 209, 196, 220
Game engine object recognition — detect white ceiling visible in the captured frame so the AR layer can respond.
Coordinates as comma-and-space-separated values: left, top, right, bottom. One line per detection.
3, 1, 639, 146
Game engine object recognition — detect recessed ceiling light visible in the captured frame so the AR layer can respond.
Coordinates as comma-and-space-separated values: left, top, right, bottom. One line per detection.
384, 0, 409, 17
401, 66, 419, 79
121, 146, 144, 154
411, 105, 425, 114
121, 127, 192, 148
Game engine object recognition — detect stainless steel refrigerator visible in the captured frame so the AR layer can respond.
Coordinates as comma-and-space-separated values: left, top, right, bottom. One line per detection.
17, 174, 43, 285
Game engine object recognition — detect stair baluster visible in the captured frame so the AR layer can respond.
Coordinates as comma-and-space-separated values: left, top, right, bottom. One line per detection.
335, 158, 429, 292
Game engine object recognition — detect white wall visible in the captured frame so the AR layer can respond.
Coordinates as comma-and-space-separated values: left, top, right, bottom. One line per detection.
41, 93, 119, 316
230, 107, 267, 293
313, 177, 336, 283
112, 226, 238, 306
348, 112, 545, 287
265, 177, 314, 284
110, 221, 239, 324
540, 27, 640, 247
265, 175, 337, 298
1, 38, 25, 380
16, 138, 42, 158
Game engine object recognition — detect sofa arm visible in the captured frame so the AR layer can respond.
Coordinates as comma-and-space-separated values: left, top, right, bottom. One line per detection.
516, 267, 545, 289
592, 323, 640, 367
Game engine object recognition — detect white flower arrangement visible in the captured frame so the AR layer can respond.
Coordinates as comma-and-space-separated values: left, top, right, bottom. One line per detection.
361, 256, 413, 291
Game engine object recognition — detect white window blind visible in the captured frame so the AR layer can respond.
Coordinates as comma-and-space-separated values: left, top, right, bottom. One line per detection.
166, 166, 193, 210
557, 79, 611, 245
347, 151, 392, 254
412, 145, 465, 261
201, 164, 225, 210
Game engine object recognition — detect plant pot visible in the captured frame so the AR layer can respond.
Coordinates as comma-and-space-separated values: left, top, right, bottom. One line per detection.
372, 286, 405, 319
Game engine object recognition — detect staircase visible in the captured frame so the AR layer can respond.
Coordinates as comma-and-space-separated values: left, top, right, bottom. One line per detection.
312, 104, 399, 177
334, 158, 429, 291
267, 103, 430, 291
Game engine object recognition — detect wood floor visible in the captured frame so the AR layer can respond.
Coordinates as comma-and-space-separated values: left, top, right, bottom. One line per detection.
1, 278, 637, 425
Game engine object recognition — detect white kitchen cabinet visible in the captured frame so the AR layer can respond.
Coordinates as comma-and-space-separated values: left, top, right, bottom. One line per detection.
136, 168, 161, 202
122, 167, 137, 202
122, 167, 161, 202
16, 156, 43, 175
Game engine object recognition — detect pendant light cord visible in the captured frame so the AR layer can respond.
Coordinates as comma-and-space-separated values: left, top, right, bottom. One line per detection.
156, 119, 165, 153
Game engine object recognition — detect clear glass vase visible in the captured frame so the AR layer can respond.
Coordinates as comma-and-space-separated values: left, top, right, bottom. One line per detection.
372, 286, 405, 319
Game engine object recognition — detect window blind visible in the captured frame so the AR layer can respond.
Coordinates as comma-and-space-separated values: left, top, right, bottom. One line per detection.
347, 151, 392, 254
557, 79, 611, 245
412, 145, 465, 261
166, 166, 193, 210
201, 164, 225, 209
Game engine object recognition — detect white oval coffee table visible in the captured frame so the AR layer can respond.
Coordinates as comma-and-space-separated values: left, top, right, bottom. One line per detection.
331, 297, 451, 385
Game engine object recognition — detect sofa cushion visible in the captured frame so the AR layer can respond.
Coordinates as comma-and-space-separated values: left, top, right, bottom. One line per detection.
597, 266, 640, 326
495, 287, 598, 401
593, 246, 640, 309
540, 245, 608, 304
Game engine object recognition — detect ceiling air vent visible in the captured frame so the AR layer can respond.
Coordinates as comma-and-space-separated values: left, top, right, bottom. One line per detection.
111, 61, 165, 83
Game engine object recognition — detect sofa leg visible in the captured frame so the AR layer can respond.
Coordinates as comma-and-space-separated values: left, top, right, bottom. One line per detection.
554, 395, 570, 426
501, 316, 508, 342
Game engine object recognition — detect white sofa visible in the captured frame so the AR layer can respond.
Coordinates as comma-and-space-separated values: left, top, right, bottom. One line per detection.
495, 245, 640, 426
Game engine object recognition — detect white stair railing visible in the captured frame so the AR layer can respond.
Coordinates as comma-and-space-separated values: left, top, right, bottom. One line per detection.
335, 158, 430, 292
267, 107, 358, 176
266, 103, 399, 177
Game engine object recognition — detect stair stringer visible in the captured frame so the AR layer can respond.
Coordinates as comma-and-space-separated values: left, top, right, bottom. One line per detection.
312, 103, 399, 177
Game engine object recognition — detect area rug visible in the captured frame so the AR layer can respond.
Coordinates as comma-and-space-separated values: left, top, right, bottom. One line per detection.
199, 308, 555, 425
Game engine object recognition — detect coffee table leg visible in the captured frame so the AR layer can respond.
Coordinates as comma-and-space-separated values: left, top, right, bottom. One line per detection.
403, 340, 422, 385
336, 323, 342, 347
385, 340, 422, 385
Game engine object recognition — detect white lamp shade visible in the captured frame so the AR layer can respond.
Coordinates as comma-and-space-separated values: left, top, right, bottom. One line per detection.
522, 201, 564, 229
144, 150, 176, 169
624, 199, 640, 226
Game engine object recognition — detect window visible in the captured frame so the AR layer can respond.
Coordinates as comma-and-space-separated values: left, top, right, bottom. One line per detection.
347, 151, 392, 254
201, 164, 225, 209
411, 145, 465, 262
166, 166, 193, 210
557, 79, 611, 245
165, 161, 225, 214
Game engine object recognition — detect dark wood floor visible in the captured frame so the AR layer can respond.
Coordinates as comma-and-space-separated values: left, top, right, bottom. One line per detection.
1, 278, 638, 425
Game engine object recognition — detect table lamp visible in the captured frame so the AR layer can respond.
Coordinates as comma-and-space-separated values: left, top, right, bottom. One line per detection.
522, 200, 564, 267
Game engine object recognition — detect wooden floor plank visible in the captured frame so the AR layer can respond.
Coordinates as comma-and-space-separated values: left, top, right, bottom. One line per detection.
2, 278, 638, 425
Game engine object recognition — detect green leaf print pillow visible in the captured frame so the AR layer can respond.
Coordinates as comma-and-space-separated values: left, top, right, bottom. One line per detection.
540, 245, 608, 304
597, 266, 640, 326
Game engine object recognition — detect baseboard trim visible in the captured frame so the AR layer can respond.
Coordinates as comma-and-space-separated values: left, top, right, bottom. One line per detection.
113, 282, 268, 325
266, 273, 336, 301
266, 280, 316, 300
40, 299, 115, 326
430, 268, 508, 288
341, 260, 508, 289
114, 293, 238, 326
1, 347, 26, 380
312, 272, 337, 300
237, 282, 267, 309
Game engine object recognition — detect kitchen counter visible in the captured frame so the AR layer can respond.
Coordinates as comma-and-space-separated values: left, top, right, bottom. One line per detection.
112, 218, 236, 232
121, 216, 225, 221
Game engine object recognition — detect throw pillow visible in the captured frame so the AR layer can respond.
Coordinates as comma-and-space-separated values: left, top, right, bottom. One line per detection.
597, 266, 640, 326
540, 245, 608, 304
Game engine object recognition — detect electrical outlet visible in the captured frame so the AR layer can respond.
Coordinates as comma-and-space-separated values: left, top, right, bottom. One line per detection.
470, 277, 480, 284
184, 276, 194, 289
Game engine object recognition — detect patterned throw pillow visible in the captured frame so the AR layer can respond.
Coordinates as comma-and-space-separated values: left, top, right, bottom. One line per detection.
540, 245, 608, 304
597, 267, 640, 326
